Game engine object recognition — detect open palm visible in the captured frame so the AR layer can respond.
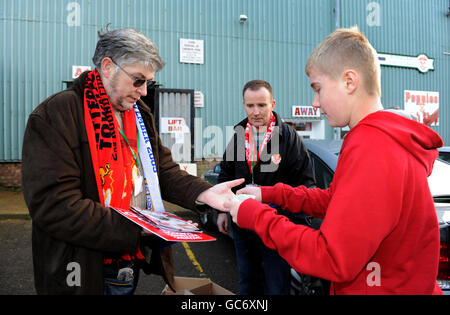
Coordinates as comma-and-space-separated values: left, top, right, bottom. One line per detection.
197, 178, 245, 212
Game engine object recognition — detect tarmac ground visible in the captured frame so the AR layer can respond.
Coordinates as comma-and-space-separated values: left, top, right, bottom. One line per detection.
0, 189, 33, 294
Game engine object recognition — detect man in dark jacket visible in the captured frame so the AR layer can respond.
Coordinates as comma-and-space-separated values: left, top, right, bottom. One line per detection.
217, 80, 315, 295
21, 28, 242, 295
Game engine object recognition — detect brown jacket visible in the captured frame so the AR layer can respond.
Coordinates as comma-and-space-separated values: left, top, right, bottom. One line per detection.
21, 71, 212, 294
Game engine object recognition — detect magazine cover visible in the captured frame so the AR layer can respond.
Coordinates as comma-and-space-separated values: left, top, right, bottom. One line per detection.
111, 207, 216, 242
131, 207, 201, 233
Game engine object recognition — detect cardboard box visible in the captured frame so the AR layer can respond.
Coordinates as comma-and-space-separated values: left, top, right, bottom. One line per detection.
162, 277, 234, 295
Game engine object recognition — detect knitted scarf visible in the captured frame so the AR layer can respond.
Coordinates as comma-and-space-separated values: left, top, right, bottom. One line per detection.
84, 69, 144, 262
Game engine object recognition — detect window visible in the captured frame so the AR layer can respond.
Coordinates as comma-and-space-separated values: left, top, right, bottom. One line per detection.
309, 152, 334, 189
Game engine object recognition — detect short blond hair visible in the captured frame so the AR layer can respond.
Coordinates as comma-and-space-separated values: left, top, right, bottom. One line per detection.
305, 26, 381, 96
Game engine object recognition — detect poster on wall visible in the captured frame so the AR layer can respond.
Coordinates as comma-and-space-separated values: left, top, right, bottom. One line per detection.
404, 90, 439, 126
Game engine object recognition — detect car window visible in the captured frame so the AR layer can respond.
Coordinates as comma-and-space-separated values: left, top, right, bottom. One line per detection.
309, 152, 334, 189
438, 152, 450, 164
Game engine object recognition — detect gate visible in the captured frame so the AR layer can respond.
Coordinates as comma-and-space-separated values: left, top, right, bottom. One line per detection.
154, 89, 195, 163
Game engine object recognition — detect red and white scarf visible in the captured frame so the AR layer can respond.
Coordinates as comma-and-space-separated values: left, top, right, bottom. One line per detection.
244, 113, 276, 174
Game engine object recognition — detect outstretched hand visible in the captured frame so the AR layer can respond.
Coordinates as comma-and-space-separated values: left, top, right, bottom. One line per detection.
196, 178, 245, 212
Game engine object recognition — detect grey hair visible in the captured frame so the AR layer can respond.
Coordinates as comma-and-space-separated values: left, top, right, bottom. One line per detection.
92, 27, 165, 72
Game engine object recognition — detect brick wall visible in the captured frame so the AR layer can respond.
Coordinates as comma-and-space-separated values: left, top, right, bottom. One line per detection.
0, 163, 22, 188
195, 159, 220, 176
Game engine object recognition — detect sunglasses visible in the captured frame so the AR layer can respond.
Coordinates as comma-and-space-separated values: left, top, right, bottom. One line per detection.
110, 58, 156, 88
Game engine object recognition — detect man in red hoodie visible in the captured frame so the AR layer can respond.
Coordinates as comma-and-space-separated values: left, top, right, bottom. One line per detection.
224, 27, 443, 295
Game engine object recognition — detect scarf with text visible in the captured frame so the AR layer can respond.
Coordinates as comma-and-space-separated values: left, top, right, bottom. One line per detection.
84, 69, 144, 262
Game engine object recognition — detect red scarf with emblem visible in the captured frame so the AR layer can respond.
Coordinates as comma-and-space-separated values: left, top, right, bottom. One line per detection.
84, 69, 143, 262
84, 69, 137, 209
244, 113, 277, 174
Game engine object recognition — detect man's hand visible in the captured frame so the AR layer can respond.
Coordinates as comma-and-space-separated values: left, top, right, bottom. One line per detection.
217, 213, 229, 235
236, 186, 262, 202
196, 178, 245, 212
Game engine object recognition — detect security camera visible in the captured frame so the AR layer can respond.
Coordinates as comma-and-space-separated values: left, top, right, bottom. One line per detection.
239, 14, 248, 23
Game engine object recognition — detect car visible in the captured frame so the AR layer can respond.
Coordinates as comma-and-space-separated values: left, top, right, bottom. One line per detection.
438, 147, 450, 164
200, 139, 450, 294
201, 163, 221, 185
199, 163, 222, 229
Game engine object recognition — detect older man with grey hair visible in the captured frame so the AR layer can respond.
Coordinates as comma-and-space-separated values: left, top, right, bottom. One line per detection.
21, 28, 242, 295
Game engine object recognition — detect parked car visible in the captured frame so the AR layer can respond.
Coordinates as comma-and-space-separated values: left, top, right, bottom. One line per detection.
200, 139, 450, 294
438, 147, 450, 164
201, 163, 221, 185
199, 163, 222, 229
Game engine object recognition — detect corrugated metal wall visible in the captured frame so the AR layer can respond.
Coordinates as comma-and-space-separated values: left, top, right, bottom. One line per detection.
1, 0, 334, 161
339, 0, 450, 145
1, 0, 449, 161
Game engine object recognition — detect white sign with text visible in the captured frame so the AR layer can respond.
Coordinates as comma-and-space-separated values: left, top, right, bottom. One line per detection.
180, 38, 204, 64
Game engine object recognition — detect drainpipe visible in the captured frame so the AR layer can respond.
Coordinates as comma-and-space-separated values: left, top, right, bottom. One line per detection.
335, 0, 340, 29
334, 0, 342, 140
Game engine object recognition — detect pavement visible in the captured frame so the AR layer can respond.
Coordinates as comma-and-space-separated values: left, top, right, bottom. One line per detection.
0, 188, 192, 219
0, 189, 30, 220
0, 160, 215, 219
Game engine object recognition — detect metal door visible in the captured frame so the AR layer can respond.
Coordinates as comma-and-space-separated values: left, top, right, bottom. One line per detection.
155, 89, 195, 163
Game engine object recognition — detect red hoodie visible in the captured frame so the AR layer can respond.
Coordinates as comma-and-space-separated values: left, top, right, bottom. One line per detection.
238, 111, 443, 295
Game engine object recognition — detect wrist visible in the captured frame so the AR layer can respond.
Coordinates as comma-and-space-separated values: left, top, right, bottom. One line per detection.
260, 186, 273, 203
237, 198, 259, 229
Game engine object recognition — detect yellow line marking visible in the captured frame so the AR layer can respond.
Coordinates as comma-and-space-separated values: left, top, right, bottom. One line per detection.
182, 242, 206, 277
